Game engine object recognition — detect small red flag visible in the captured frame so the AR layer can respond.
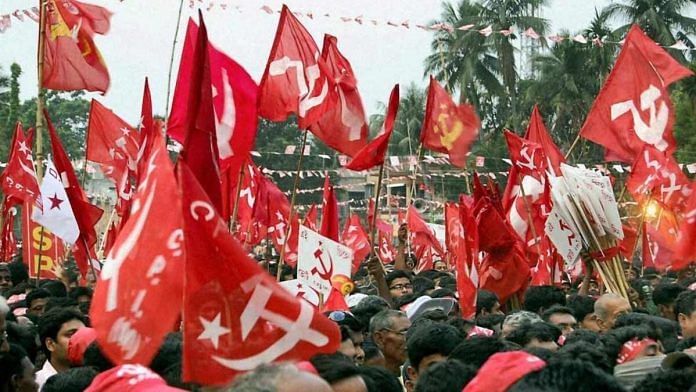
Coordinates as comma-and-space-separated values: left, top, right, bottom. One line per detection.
0, 123, 41, 209
308, 35, 368, 156
42, 0, 111, 92
580, 25, 693, 162
525, 105, 564, 176
341, 214, 371, 273
258, 5, 335, 129
445, 202, 465, 271
627, 146, 691, 213
178, 162, 340, 385
407, 205, 445, 272
304, 204, 319, 231
345, 85, 400, 171
323, 287, 350, 312
420, 76, 480, 167
320, 176, 339, 241
457, 200, 478, 319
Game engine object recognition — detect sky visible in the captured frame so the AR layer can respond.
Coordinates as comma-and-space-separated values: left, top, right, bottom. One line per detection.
0, 0, 623, 124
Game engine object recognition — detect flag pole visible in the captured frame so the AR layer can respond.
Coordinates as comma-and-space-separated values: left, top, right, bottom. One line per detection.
165, 0, 186, 119
228, 164, 246, 232
277, 130, 309, 281
564, 133, 582, 160
369, 162, 386, 249
35, 0, 48, 180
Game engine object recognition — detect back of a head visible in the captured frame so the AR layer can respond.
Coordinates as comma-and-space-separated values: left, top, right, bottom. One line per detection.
8, 260, 28, 286
567, 295, 596, 323
351, 295, 390, 327
652, 283, 685, 307
0, 344, 28, 387
506, 322, 561, 348
407, 322, 464, 372
150, 332, 182, 374
412, 276, 435, 295
42, 366, 99, 392
40, 280, 68, 297
358, 366, 402, 392
632, 369, 696, 392
541, 305, 575, 322
310, 353, 360, 385
476, 290, 499, 316
45, 296, 79, 313
554, 341, 612, 374
83, 342, 115, 372
226, 363, 330, 392
508, 359, 624, 392
563, 329, 602, 347
414, 359, 478, 392
449, 336, 520, 370
523, 285, 566, 314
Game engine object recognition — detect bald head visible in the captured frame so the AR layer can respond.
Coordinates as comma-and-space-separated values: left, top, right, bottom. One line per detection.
594, 293, 631, 332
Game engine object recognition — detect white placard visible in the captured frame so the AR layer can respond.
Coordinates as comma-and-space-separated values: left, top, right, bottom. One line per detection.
545, 208, 582, 269
298, 226, 353, 298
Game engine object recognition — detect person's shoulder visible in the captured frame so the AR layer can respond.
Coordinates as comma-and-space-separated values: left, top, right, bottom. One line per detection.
36, 360, 57, 385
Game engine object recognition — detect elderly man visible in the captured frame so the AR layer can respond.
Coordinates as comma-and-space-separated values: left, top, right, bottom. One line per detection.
227, 363, 332, 392
594, 293, 631, 332
370, 309, 411, 376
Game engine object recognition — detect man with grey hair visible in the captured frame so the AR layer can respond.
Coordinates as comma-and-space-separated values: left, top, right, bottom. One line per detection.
226, 363, 332, 392
369, 309, 411, 376
594, 293, 631, 332
0, 295, 9, 353
501, 310, 542, 338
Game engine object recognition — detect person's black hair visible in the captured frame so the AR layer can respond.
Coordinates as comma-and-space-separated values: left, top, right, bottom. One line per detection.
643, 267, 659, 278
413, 359, 478, 392
564, 329, 602, 347
675, 290, 696, 320
476, 313, 505, 332
351, 295, 390, 328
38, 307, 86, 356
7, 259, 28, 286
675, 336, 696, 352
553, 341, 612, 374
25, 288, 51, 308
44, 297, 79, 313
600, 325, 661, 368
149, 332, 182, 375
541, 305, 576, 322
653, 283, 686, 307
476, 290, 499, 316
523, 347, 555, 362
449, 336, 520, 370
386, 269, 413, 287
310, 353, 360, 385
82, 342, 114, 372
406, 323, 464, 372
523, 285, 566, 314
506, 322, 561, 348
566, 294, 596, 323
5, 321, 39, 363
69, 286, 93, 301
161, 360, 197, 390
324, 311, 364, 333
42, 366, 99, 392
393, 292, 419, 309
436, 275, 456, 290
614, 313, 678, 353
362, 339, 382, 362
414, 308, 450, 324
412, 276, 435, 295
358, 366, 402, 392
0, 344, 29, 388
632, 369, 696, 392
430, 288, 456, 299
39, 280, 67, 297
417, 270, 444, 281
508, 359, 624, 392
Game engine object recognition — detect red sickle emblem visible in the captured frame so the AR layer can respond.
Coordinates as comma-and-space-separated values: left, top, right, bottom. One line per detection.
311, 244, 334, 281
558, 220, 576, 246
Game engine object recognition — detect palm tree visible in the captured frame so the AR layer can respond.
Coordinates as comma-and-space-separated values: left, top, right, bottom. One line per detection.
603, 0, 696, 60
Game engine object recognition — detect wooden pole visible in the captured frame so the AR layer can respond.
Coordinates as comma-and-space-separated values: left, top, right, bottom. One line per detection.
35, 0, 48, 179
564, 133, 582, 160
228, 164, 246, 232
369, 163, 386, 249
165, 0, 186, 119
277, 131, 309, 281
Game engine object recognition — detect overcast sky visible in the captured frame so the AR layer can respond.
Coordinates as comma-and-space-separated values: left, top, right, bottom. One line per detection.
0, 0, 629, 124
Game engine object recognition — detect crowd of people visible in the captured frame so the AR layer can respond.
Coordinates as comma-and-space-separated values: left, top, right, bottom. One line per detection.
0, 249, 696, 391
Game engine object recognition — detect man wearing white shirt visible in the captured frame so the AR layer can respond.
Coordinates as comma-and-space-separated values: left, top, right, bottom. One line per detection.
37, 308, 86, 389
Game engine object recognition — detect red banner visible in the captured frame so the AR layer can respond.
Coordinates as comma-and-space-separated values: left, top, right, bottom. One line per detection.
21, 202, 66, 279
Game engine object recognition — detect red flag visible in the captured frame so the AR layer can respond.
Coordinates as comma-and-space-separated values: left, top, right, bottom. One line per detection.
345, 85, 400, 171
177, 13, 223, 214
457, 200, 479, 319
45, 110, 104, 276
504, 130, 548, 178
619, 224, 639, 261
42, 0, 111, 92
304, 204, 318, 231
407, 205, 445, 272
320, 176, 339, 241
323, 287, 350, 312
580, 25, 693, 162
90, 129, 184, 366
168, 19, 258, 174
420, 76, 480, 167
254, 174, 299, 267
525, 105, 564, 175
102, 221, 118, 256
627, 146, 691, 212
308, 35, 368, 156
377, 219, 397, 265
258, 5, 335, 129
233, 160, 266, 246
445, 202, 465, 271
0, 123, 41, 208
0, 205, 18, 262
675, 183, 696, 269
341, 214, 370, 273
178, 162, 340, 385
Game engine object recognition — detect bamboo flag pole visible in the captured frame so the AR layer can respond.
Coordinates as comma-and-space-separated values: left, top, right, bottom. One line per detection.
277, 131, 309, 281
369, 162, 386, 250
165, 0, 186, 119
228, 164, 246, 232
564, 133, 582, 160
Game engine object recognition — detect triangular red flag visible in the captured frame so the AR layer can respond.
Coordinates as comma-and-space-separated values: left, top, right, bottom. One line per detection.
178, 161, 340, 385
304, 204, 319, 231
341, 214, 371, 273
407, 205, 445, 272
345, 85, 400, 171
323, 287, 350, 312
675, 182, 696, 269
320, 176, 339, 241
525, 105, 564, 175
0, 123, 41, 209
627, 146, 691, 213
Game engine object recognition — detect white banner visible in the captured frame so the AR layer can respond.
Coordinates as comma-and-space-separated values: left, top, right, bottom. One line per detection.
298, 226, 353, 299
545, 207, 582, 269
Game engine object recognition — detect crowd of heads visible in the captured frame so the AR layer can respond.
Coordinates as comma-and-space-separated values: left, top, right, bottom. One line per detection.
1, 251, 696, 391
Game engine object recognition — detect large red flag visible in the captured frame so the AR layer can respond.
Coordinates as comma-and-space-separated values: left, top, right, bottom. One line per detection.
341, 214, 370, 273
90, 129, 184, 366
420, 76, 480, 167
258, 5, 335, 129
345, 85, 400, 171
579, 25, 693, 162
168, 19, 258, 175
1, 123, 41, 208
320, 176, 339, 241
177, 13, 223, 214
526, 105, 564, 175
457, 201, 478, 319
675, 183, 696, 269
445, 202, 465, 271
42, 0, 111, 92
178, 162, 340, 385
308, 35, 368, 156
45, 110, 104, 276
626, 146, 691, 212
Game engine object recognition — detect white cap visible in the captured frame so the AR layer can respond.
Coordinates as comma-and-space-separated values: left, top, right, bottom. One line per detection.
404, 295, 456, 321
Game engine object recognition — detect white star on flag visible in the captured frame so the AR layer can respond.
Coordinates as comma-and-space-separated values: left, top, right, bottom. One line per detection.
18, 140, 31, 156
120, 127, 131, 136
198, 312, 230, 350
